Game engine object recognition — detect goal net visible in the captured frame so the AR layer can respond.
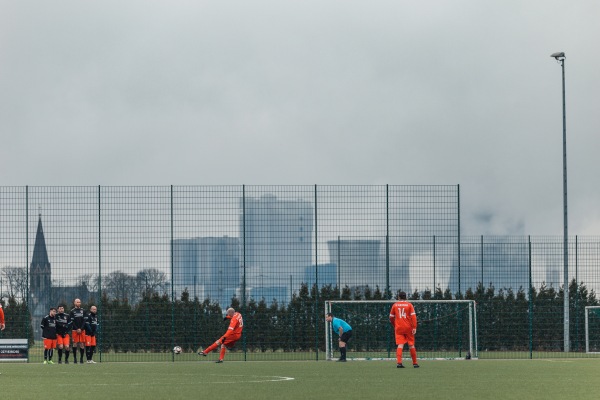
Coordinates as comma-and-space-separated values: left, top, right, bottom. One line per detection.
325, 300, 477, 361
585, 306, 600, 353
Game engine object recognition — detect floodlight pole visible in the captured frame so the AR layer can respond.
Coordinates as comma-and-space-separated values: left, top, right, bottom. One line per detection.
551, 52, 569, 352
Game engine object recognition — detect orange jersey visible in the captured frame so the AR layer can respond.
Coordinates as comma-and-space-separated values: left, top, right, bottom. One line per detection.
223, 312, 243, 339
0, 304, 4, 325
389, 301, 417, 333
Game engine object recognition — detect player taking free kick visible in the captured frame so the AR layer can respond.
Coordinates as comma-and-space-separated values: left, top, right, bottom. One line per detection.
198, 308, 243, 363
389, 291, 420, 368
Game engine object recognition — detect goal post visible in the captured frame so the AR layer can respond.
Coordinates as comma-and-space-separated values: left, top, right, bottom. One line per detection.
585, 306, 600, 354
325, 300, 478, 361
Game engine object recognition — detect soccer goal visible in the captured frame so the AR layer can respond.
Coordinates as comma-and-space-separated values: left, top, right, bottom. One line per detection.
585, 306, 600, 354
325, 300, 478, 361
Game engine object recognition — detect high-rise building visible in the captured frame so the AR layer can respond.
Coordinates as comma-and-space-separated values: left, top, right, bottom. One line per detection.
172, 236, 240, 307
327, 239, 383, 290
303, 263, 337, 289
454, 238, 529, 295
241, 194, 313, 303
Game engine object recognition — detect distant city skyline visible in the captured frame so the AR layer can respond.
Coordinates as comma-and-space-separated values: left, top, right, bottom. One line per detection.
2, 190, 598, 307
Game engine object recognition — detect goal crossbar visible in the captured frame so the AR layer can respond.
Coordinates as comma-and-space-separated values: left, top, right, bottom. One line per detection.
325, 300, 478, 361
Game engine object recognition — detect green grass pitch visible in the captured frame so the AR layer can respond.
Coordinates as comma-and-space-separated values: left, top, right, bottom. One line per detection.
2, 359, 600, 400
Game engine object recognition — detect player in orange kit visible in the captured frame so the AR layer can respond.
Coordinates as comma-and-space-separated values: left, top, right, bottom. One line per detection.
0, 303, 5, 331
198, 307, 243, 363
389, 291, 419, 368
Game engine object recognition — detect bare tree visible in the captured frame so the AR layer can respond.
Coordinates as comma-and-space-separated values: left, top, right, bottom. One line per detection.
1, 266, 28, 301
136, 268, 168, 297
103, 271, 137, 302
77, 273, 100, 293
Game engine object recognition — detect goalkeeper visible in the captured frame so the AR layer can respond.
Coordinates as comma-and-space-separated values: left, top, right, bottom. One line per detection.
198, 308, 243, 363
325, 312, 352, 362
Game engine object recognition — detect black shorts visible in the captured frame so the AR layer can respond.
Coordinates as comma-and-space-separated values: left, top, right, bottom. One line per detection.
340, 331, 352, 343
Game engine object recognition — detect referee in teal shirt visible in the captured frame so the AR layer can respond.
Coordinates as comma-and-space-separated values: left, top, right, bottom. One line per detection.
326, 312, 352, 362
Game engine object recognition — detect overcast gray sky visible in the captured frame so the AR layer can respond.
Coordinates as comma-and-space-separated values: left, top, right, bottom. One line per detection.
1, 0, 599, 236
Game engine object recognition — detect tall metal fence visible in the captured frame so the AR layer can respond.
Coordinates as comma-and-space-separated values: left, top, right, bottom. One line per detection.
0, 185, 599, 361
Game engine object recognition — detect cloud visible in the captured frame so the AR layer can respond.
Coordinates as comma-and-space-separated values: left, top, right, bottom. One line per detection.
1, 0, 599, 234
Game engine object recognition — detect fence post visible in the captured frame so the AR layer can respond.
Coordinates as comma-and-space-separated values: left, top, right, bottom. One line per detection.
457, 184, 461, 297
170, 185, 175, 361
337, 236, 341, 298
242, 185, 247, 360
25, 185, 30, 350
386, 184, 390, 299
528, 236, 533, 358
575, 235, 579, 351
314, 184, 319, 360
98, 185, 102, 362
433, 235, 436, 291
480, 235, 484, 287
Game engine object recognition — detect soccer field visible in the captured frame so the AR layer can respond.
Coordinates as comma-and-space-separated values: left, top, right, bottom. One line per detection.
2, 359, 600, 400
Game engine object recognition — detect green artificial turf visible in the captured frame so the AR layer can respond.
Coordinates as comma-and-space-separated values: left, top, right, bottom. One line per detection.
1, 358, 599, 400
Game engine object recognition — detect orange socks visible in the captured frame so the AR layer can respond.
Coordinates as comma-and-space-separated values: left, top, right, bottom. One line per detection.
203, 342, 218, 354
410, 348, 417, 364
397, 347, 417, 365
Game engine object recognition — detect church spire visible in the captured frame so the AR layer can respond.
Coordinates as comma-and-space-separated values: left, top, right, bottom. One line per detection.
32, 213, 49, 266
30, 211, 52, 341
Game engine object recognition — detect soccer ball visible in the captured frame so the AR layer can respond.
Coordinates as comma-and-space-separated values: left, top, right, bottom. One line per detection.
173, 346, 182, 354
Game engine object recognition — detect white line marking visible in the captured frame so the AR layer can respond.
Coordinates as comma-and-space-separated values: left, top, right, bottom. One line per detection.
86, 375, 295, 385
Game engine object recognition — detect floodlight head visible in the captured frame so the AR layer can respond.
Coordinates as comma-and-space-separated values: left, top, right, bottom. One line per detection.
551, 52, 565, 60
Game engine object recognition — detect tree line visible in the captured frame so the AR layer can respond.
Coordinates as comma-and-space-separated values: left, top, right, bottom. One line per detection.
1, 279, 597, 354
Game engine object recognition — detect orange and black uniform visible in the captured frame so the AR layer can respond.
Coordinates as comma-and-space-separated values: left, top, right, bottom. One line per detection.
41, 314, 58, 344
69, 306, 86, 340
0, 304, 5, 329
55, 310, 71, 363
69, 305, 86, 363
84, 310, 99, 362
41, 314, 57, 361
